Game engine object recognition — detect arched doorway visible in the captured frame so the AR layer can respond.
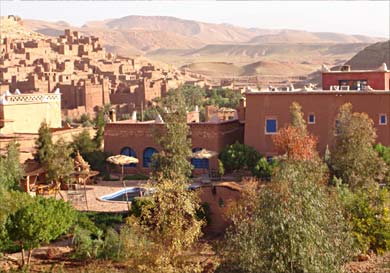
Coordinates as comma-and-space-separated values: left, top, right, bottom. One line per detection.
143, 147, 158, 168
120, 147, 137, 167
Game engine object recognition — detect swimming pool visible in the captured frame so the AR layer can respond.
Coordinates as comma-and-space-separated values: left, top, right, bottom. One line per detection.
99, 184, 201, 203
99, 187, 151, 202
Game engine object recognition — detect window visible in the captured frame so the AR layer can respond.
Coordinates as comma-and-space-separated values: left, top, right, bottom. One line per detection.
308, 114, 316, 124
121, 147, 137, 168
265, 118, 277, 134
191, 147, 209, 169
143, 147, 158, 168
379, 114, 387, 125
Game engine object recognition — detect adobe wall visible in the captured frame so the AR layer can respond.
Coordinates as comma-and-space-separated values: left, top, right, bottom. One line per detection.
197, 185, 241, 236
322, 71, 389, 90
244, 91, 390, 156
0, 93, 61, 134
104, 120, 244, 174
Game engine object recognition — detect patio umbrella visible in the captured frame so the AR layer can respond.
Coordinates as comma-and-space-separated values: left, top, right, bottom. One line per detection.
106, 155, 139, 210
192, 149, 218, 159
191, 149, 218, 177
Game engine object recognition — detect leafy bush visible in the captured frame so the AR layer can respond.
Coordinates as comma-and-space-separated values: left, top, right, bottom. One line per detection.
0, 141, 24, 191
130, 197, 156, 218
222, 160, 353, 273
219, 142, 261, 173
7, 197, 76, 265
251, 157, 275, 181
0, 191, 33, 253
72, 225, 104, 259
339, 185, 390, 254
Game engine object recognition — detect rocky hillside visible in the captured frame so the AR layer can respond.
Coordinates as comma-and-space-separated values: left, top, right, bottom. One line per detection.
345, 41, 390, 70
19, 15, 387, 81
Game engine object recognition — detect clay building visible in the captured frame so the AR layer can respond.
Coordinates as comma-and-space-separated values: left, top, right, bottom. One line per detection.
245, 65, 390, 157
322, 64, 390, 91
104, 113, 244, 174
0, 89, 61, 134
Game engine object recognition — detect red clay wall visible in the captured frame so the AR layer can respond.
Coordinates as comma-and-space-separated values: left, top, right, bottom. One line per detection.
322, 71, 389, 90
104, 120, 244, 174
244, 92, 390, 156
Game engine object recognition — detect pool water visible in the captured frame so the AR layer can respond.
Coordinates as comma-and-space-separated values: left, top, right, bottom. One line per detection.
100, 187, 149, 202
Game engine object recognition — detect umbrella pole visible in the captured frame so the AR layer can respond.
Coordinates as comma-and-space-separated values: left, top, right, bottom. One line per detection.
121, 165, 130, 211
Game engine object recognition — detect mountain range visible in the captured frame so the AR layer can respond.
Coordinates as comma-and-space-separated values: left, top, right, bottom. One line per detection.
22, 15, 388, 80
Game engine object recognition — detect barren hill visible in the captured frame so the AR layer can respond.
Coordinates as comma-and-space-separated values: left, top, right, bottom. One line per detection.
18, 15, 387, 82
249, 30, 385, 44
345, 41, 390, 70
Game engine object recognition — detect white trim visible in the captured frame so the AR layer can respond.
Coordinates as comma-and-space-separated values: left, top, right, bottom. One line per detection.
308, 113, 316, 124
265, 117, 278, 135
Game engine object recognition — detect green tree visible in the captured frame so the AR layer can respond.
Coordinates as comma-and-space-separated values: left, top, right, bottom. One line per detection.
7, 197, 76, 266
0, 141, 24, 191
331, 103, 387, 190
206, 88, 242, 109
219, 142, 262, 173
179, 84, 206, 110
222, 160, 353, 273
35, 121, 53, 163
72, 129, 97, 155
123, 87, 204, 272
338, 185, 390, 254
152, 88, 193, 183
0, 191, 33, 253
44, 138, 74, 185
93, 107, 107, 149
289, 101, 307, 133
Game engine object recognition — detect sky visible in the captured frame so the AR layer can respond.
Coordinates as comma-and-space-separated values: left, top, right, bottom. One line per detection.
1, 1, 389, 38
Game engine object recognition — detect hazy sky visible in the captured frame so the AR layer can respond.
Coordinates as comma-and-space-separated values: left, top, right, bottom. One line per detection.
1, 1, 389, 37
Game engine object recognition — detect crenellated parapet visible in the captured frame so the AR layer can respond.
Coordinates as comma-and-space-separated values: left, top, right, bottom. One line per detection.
0, 92, 61, 105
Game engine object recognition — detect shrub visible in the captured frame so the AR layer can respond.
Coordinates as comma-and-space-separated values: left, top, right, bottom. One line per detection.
219, 142, 261, 173
339, 185, 390, 254
221, 160, 354, 273
251, 157, 275, 181
130, 197, 155, 218
7, 197, 76, 265
0, 141, 24, 191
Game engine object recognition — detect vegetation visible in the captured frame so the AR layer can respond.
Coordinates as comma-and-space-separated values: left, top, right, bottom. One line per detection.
117, 86, 204, 272
0, 191, 34, 253
272, 102, 318, 161
141, 84, 242, 122
7, 197, 76, 266
35, 121, 53, 164
219, 142, 274, 180
45, 138, 75, 185
222, 159, 353, 273
0, 141, 24, 191
221, 103, 354, 273
219, 142, 261, 173
338, 185, 390, 254
375, 143, 390, 184
151, 88, 194, 183
331, 103, 387, 190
